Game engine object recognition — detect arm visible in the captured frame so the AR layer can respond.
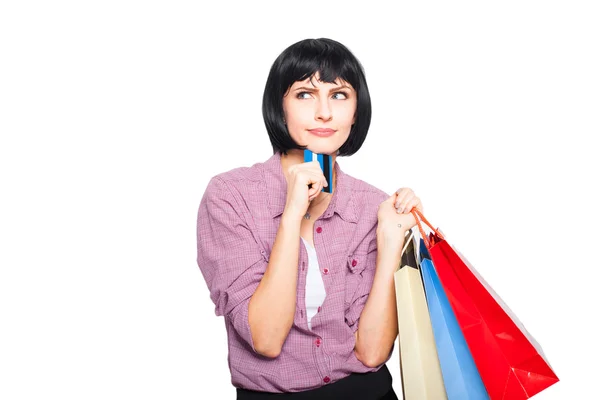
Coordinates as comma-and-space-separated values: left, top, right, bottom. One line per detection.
196, 177, 302, 359
353, 226, 406, 367
248, 211, 302, 358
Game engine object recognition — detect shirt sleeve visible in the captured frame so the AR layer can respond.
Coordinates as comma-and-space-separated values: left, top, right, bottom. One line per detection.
196, 176, 267, 353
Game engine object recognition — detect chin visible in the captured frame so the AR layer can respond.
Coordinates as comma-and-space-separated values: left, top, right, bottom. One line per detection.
305, 142, 343, 156
306, 147, 334, 155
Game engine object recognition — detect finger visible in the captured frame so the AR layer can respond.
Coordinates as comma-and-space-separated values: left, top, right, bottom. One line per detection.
307, 161, 322, 172
394, 187, 413, 199
308, 180, 324, 201
309, 187, 323, 202
308, 171, 327, 191
394, 188, 412, 209
402, 197, 420, 214
396, 193, 416, 213
317, 175, 328, 188
308, 182, 320, 199
311, 169, 328, 188
413, 198, 423, 213
305, 171, 322, 189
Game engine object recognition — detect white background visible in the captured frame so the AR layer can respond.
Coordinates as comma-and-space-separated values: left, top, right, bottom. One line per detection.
1, 1, 598, 399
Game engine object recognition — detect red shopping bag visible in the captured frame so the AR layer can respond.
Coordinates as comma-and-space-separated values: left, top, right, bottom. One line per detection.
411, 209, 559, 399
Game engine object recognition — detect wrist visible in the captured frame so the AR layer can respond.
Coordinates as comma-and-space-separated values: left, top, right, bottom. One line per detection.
376, 240, 404, 270
377, 223, 408, 248
377, 221, 409, 240
281, 210, 303, 226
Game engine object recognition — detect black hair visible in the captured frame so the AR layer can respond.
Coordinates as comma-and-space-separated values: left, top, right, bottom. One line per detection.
262, 38, 372, 157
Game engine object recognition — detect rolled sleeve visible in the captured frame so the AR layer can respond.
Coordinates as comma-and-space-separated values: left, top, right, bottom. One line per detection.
196, 176, 267, 352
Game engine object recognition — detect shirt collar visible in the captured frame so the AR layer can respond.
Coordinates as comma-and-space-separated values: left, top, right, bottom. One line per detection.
262, 151, 358, 223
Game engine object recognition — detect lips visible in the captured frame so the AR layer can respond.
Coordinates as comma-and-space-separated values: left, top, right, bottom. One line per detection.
308, 128, 336, 137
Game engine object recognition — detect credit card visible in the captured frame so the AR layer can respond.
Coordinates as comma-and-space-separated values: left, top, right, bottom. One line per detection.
304, 149, 333, 193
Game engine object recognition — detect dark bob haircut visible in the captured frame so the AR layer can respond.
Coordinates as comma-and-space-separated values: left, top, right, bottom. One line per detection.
262, 38, 371, 157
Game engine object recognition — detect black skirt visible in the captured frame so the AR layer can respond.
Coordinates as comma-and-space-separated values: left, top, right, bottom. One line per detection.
236, 364, 397, 400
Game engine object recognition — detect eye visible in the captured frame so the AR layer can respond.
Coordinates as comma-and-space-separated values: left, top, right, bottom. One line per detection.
332, 91, 349, 100
297, 92, 312, 99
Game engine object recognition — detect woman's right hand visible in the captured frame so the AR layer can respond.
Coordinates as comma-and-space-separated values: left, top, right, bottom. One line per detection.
283, 161, 328, 219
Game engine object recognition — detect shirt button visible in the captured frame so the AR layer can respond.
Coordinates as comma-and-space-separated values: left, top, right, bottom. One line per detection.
315, 338, 321, 347
323, 376, 331, 383
317, 306, 321, 313
351, 259, 358, 267
323, 268, 329, 275
316, 227, 323, 233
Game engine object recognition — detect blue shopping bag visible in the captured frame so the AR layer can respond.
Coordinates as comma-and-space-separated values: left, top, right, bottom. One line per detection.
419, 240, 489, 400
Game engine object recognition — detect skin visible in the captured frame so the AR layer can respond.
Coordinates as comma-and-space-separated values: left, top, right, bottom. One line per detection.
248, 72, 424, 368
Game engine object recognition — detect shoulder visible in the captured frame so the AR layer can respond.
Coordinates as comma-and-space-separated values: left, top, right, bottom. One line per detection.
205, 161, 265, 196
214, 161, 263, 183
201, 161, 268, 216
344, 173, 390, 209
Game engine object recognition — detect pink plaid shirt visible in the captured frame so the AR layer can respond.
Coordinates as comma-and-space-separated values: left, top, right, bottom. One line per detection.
196, 151, 394, 393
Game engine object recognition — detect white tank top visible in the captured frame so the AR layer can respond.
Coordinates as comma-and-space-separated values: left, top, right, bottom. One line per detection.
301, 237, 326, 331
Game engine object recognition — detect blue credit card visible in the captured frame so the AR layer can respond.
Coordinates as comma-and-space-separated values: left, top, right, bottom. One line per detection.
304, 149, 333, 193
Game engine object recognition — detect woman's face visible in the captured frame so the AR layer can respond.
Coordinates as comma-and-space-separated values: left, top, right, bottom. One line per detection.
282, 73, 357, 155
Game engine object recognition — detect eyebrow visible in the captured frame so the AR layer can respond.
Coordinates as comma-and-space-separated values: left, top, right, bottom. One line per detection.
293, 85, 352, 92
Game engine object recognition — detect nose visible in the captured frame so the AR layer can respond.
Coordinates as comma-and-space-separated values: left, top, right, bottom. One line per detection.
315, 97, 333, 122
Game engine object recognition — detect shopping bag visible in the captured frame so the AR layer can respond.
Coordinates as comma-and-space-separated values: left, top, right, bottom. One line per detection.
419, 240, 489, 400
412, 209, 559, 399
394, 231, 446, 399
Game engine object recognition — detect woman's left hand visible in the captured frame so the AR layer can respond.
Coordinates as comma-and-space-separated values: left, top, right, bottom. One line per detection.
377, 187, 423, 240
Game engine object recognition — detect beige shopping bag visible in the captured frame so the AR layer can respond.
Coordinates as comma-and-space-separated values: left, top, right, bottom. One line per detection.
394, 231, 447, 399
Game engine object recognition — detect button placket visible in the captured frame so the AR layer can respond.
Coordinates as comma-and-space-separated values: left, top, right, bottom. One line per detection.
296, 246, 308, 328
311, 323, 330, 384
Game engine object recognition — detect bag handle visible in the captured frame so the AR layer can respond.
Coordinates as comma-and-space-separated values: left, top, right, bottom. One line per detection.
410, 208, 445, 249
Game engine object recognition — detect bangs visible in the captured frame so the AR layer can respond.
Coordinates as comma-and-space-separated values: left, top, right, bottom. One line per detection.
278, 41, 362, 92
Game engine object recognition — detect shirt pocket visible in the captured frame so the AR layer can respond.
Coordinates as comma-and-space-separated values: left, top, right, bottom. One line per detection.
344, 252, 369, 306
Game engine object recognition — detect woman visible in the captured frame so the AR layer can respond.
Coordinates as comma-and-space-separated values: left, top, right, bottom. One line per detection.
197, 38, 423, 399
